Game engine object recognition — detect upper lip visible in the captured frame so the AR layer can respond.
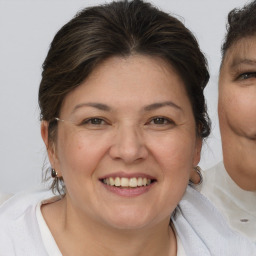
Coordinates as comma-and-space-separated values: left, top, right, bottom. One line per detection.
99, 172, 157, 180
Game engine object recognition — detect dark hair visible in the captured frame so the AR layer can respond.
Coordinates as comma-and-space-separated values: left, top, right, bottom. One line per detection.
221, 0, 256, 61
38, 0, 210, 194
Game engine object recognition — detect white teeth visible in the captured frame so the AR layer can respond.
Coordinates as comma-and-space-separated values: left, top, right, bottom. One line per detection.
115, 177, 121, 187
109, 177, 115, 186
102, 177, 154, 188
121, 177, 129, 187
129, 178, 137, 187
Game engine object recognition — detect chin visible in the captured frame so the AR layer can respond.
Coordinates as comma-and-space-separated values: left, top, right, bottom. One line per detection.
101, 209, 157, 230
107, 220, 153, 231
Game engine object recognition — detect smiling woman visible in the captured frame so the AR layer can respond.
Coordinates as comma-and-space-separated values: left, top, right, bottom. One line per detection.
0, 0, 255, 255
42, 55, 200, 232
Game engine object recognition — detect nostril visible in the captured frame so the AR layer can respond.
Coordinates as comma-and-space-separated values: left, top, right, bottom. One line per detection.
109, 139, 148, 163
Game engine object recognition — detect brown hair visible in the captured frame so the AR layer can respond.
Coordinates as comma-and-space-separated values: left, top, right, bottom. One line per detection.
221, 0, 256, 61
39, 0, 210, 194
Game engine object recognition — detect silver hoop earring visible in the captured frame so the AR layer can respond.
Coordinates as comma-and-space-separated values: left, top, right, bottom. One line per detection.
189, 166, 203, 185
194, 166, 203, 185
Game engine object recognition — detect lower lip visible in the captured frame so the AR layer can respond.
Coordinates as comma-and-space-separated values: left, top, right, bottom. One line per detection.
101, 183, 155, 197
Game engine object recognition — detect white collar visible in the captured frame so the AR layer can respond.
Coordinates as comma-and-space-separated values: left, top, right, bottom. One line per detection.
216, 162, 256, 214
172, 186, 256, 256
36, 197, 62, 256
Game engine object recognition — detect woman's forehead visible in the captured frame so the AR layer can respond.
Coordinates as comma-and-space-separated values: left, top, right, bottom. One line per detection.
223, 36, 256, 66
59, 55, 191, 117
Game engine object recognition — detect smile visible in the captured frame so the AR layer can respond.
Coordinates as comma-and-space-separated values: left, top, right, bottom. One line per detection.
101, 177, 155, 188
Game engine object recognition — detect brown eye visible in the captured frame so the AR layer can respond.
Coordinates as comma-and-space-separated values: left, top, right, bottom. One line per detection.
90, 118, 104, 125
152, 117, 168, 124
82, 118, 107, 125
238, 72, 256, 80
148, 117, 174, 125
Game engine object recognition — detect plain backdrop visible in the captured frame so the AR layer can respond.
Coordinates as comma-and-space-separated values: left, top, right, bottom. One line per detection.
0, 0, 249, 194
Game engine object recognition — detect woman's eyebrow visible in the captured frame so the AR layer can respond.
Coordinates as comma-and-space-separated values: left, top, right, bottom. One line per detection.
144, 101, 182, 112
231, 58, 256, 69
72, 102, 111, 113
71, 101, 182, 113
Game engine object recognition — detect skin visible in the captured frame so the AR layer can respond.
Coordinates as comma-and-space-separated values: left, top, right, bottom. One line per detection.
41, 55, 202, 256
219, 36, 256, 191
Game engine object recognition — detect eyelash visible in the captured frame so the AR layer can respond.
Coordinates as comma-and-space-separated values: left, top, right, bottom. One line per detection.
146, 116, 175, 126
78, 116, 175, 128
80, 117, 108, 126
236, 72, 256, 81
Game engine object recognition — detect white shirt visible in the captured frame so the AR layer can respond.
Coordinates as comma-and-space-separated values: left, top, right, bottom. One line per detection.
0, 185, 255, 255
36, 197, 186, 256
0, 193, 12, 205
200, 161, 256, 243
36, 199, 62, 256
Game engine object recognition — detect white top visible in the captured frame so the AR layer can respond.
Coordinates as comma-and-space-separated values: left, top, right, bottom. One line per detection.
200, 161, 256, 243
36, 196, 185, 256
36, 199, 62, 256
0, 185, 255, 255
0, 193, 12, 205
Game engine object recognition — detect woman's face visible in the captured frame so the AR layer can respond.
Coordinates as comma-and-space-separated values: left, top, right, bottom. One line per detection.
47, 55, 201, 230
218, 37, 256, 189
219, 37, 256, 141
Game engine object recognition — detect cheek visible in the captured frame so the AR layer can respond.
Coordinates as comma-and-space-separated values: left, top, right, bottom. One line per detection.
56, 130, 109, 178
151, 134, 196, 210
148, 132, 196, 175
220, 88, 256, 135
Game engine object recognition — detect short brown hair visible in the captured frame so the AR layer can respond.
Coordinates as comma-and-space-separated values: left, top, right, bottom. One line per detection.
221, 0, 256, 61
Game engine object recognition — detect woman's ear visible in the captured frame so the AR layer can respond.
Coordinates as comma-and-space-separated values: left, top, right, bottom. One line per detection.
41, 121, 49, 149
193, 137, 202, 166
41, 121, 58, 168
189, 137, 203, 184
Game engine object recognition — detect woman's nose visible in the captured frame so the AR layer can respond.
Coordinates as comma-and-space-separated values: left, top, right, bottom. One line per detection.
109, 125, 148, 164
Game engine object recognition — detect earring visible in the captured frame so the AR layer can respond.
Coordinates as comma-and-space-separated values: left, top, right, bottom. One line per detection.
189, 166, 203, 185
51, 168, 58, 178
194, 166, 203, 185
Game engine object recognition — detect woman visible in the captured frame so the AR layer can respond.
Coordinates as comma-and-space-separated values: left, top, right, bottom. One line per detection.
0, 1, 254, 255
200, 0, 256, 243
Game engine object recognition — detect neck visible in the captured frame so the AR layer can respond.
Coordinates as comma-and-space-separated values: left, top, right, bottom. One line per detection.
44, 196, 176, 256
221, 129, 256, 191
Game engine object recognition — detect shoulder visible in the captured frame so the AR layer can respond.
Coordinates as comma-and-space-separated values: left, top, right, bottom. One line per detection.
202, 161, 225, 179
206, 161, 225, 172
0, 193, 12, 205
0, 186, 54, 218
200, 161, 225, 193
0, 186, 54, 255
173, 186, 256, 255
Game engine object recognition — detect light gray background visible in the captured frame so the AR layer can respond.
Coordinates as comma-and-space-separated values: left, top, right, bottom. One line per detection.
0, 0, 249, 193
